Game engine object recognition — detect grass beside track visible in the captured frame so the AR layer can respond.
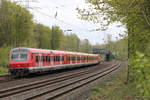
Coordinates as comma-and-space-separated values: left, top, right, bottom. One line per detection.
89, 67, 138, 100
0, 67, 8, 75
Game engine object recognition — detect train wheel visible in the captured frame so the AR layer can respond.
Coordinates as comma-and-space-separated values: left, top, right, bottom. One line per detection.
12, 72, 21, 78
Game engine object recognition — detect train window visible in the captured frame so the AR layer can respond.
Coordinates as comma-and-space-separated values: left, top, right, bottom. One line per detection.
56, 56, 58, 61
56, 56, 58, 62
58, 56, 60, 61
62, 56, 64, 61
43, 56, 45, 62
54, 56, 56, 62
20, 54, 28, 60
11, 53, 28, 61
46, 56, 48, 62
73, 57, 75, 61
48, 56, 50, 62
55, 56, 58, 61
55, 56, 56, 62
77, 56, 80, 61
59, 56, 62, 61
36, 56, 38, 62
31, 53, 33, 59
57, 56, 59, 61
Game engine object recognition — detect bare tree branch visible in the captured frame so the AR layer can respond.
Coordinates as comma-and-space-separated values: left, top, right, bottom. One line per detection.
142, 10, 150, 27
128, 0, 136, 8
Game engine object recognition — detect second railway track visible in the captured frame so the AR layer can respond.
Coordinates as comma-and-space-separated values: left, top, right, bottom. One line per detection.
0, 61, 120, 100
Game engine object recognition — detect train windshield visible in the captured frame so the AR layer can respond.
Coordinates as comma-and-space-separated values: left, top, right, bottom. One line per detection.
11, 53, 28, 62
10, 48, 29, 62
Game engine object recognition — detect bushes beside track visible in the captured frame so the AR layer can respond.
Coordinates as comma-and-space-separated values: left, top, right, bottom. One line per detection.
0, 67, 8, 74
89, 67, 137, 100
0, 47, 10, 68
0, 47, 9, 74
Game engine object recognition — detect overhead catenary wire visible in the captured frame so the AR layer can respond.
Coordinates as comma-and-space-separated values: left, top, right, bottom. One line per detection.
30, 9, 96, 32
12, 0, 101, 33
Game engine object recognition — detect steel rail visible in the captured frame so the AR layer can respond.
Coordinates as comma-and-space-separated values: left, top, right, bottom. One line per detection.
28, 62, 120, 100
0, 63, 111, 99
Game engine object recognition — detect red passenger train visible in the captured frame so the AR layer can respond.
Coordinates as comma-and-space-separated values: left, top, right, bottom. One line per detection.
9, 47, 100, 77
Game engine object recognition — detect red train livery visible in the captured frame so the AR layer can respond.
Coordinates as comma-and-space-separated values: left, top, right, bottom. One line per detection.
9, 47, 100, 77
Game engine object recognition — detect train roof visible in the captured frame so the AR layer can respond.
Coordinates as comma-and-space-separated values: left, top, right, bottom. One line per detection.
11, 47, 99, 56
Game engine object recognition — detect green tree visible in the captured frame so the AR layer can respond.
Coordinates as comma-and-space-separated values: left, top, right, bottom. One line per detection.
80, 39, 92, 53
0, 0, 33, 47
33, 24, 52, 49
52, 26, 64, 49
61, 34, 80, 51
77, 0, 150, 98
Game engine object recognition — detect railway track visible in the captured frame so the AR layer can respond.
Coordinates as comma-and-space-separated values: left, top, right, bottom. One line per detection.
0, 61, 120, 100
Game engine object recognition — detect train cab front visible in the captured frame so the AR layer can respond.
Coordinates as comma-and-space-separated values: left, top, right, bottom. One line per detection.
9, 48, 30, 77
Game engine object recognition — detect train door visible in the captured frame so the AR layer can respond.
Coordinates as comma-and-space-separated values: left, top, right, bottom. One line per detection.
67, 54, 70, 64
31, 53, 35, 67
34, 53, 39, 67
39, 53, 42, 68
51, 54, 54, 66
31, 53, 39, 67
47, 53, 51, 66
70, 55, 72, 64
60, 54, 62, 65
62, 54, 65, 64
63, 54, 67, 64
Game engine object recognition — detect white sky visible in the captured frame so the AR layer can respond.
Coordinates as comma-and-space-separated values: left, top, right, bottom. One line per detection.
14, 0, 126, 45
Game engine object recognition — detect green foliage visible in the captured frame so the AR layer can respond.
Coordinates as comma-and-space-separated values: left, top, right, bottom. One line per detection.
0, 0, 94, 68
0, 67, 8, 74
105, 82, 114, 87
33, 24, 52, 49
0, 0, 33, 47
90, 68, 138, 100
77, 0, 150, 98
91, 86, 105, 93
53, 26, 64, 49
129, 52, 150, 98
60, 33, 80, 51
77, 0, 150, 56
59, 33, 92, 53
93, 36, 128, 61
0, 47, 10, 67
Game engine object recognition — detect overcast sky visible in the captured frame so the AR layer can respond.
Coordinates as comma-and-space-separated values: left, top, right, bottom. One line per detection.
14, 0, 126, 45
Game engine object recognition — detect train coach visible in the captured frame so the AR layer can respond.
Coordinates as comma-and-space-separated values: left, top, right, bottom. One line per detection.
9, 47, 100, 77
